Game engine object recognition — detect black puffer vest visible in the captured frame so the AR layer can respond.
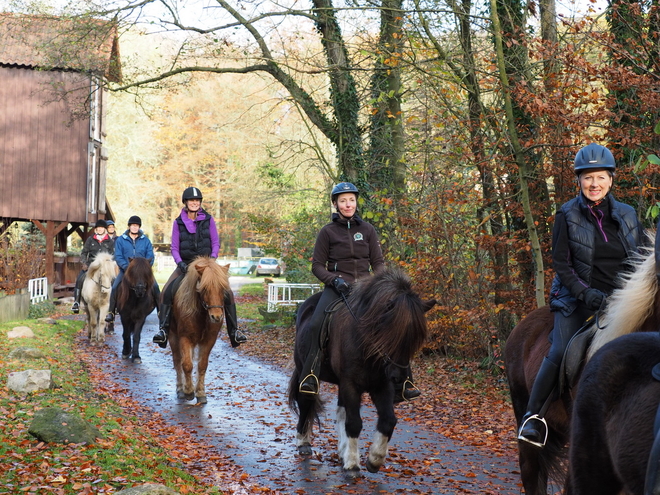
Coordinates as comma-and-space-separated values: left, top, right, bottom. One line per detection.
550, 194, 642, 315
562, 194, 640, 284
176, 210, 212, 264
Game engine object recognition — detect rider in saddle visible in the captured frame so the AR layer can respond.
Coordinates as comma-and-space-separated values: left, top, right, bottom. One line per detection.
518, 143, 645, 448
105, 216, 159, 325
71, 220, 114, 314
298, 182, 421, 403
153, 187, 247, 349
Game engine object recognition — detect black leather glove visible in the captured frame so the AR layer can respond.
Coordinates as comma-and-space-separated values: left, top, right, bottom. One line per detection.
177, 261, 189, 274
332, 277, 351, 295
582, 288, 606, 311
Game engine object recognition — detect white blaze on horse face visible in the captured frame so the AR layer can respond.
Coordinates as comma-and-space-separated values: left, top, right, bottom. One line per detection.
368, 431, 389, 469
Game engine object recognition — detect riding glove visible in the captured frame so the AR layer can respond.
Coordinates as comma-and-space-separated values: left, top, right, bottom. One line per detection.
177, 261, 189, 274
333, 277, 351, 295
582, 288, 606, 311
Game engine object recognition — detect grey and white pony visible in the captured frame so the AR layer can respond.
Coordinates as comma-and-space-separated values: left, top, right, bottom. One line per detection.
81, 252, 116, 344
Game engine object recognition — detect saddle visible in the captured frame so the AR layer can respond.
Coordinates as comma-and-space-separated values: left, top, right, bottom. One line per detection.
558, 315, 599, 395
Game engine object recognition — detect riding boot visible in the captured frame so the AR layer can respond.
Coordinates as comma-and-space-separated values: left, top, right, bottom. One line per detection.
105, 288, 116, 323
71, 288, 81, 314
299, 348, 322, 395
518, 357, 560, 448
393, 365, 422, 404
225, 301, 247, 347
153, 303, 171, 348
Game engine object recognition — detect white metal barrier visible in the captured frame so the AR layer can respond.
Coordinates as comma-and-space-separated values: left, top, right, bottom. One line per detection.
267, 283, 321, 312
28, 277, 48, 304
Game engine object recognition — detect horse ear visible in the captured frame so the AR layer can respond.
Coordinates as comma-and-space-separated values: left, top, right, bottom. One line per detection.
221, 264, 230, 274
128, 257, 134, 263
422, 299, 437, 313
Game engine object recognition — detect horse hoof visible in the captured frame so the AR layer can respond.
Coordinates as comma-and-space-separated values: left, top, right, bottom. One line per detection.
132, 357, 142, 364
121, 353, 129, 359
177, 391, 195, 401
366, 460, 381, 473
196, 395, 207, 404
298, 444, 313, 456
344, 467, 361, 478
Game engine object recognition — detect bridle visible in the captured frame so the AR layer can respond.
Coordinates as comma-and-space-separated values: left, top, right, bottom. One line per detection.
201, 299, 224, 311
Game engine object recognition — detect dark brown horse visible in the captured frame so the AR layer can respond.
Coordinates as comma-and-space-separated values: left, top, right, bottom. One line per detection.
287, 268, 436, 475
168, 257, 230, 404
116, 257, 158, 364
505, 249, 659, 495
565, 332, 660, 495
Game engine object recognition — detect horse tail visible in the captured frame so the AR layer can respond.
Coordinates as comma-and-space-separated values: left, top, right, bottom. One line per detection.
588, 246, 656, 359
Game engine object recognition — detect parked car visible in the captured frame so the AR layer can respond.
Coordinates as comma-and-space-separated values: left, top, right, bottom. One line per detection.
255, 257, 282, 277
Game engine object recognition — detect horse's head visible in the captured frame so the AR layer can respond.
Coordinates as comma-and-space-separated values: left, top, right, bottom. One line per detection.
89, 252, 116, 294
178, 257, 230, 324
122, 257, 155, 300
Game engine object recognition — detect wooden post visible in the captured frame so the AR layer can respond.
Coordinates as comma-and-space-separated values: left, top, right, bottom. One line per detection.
45, 221, 54, 285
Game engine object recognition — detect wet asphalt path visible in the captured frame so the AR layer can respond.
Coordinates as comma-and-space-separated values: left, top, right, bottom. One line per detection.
91, 278, 522, 494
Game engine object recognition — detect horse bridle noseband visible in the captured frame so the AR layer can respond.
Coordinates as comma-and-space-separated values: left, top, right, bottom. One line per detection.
201, 300, 224, 311
93, 277, 112, 291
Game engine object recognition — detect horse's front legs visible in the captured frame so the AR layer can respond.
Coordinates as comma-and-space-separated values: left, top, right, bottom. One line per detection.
176, 338, 195, 401
336, 387, 363, 475
130, 320, 144, 364
366, 389, 397, 473
194, 341, 214, 404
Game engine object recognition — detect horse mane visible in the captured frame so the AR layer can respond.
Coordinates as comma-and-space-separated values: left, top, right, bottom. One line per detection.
117, 257, 156, 309
87, 252, 115, 280
588, 243, 657, 359
340, 268, 428, 365
175, 257, 230, 321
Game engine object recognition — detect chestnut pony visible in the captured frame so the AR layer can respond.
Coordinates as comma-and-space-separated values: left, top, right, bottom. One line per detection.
168, 257, 231, 404
288, 268, 436, 475
505, 247, 659, 495
116, 257, 158, 364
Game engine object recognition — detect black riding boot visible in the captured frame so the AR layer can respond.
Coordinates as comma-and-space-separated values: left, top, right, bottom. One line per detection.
518, 357, 560, 448
393, 365, 422, 404
105, 288, 116, 323
153, 303, 171, 348
71, 288, 81, 314
225, 300, 247, 347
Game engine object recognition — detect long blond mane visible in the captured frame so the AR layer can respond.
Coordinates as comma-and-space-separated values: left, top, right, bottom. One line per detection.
587, 242, 657, 359
174, 257, 230, 321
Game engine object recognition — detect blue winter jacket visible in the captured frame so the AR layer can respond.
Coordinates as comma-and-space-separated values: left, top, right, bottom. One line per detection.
114, 230, 155, 272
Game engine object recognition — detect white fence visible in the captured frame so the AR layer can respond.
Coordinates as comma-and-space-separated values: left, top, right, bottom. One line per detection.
267, 283, 321, 312
28, 277, 48, 304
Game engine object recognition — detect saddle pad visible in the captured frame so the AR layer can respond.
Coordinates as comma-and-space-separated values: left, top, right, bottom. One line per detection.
560, 319, 598, 393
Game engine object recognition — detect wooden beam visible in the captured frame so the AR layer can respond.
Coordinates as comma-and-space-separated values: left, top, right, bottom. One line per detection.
45, 221, 55, 284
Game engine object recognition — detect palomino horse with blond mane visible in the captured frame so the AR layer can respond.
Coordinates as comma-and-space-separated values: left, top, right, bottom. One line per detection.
505, 245, 659, 495
81, 252, 117, 345
167, 257, 231, 404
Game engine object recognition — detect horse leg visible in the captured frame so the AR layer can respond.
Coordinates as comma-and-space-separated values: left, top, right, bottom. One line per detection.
131, 319, 144, 364
336, 386, 363, 475
366, 390, 397, 473
178, 339, 195, 401
169, 332, 185, 398
121, 318, 132, 359
194, 341, 213, 404
295, 395, 317, 455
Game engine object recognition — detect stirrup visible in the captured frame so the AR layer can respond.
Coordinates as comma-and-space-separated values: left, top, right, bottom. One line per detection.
517, 414, 548, 448
402, 379, 421, 401
233, 328, 248, 343
299, 373, 319, 395
71, 302, 79, 314
104, 312, 114, 322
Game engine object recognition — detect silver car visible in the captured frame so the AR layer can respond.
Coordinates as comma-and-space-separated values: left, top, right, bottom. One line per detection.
255, 257, 282, 276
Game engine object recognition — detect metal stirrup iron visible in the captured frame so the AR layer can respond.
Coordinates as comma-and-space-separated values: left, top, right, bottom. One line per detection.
517, 414, 549, 448
299, 373, 319, 394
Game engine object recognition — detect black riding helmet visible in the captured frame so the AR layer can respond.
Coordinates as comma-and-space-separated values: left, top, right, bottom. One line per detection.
331, 182, 359, 203
128, 215, 142, 226
94, 219, 108, 229
182, 187, 203, 203
574, 144, 616, 174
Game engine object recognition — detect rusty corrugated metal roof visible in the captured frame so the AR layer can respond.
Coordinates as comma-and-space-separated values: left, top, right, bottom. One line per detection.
0, 12, 121, 82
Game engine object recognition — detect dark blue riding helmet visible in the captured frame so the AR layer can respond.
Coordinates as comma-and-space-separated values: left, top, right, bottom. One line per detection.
574, 144, 616, 175
331, 182, 359, 202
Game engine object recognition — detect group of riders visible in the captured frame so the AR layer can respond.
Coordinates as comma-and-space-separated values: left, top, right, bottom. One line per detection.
70, 142, 641, 416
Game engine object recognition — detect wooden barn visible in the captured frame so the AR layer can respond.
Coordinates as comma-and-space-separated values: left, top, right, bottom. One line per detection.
0, 13, 121, 289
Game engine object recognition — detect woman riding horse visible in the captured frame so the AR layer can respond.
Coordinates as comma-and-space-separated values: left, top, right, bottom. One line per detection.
518, 143, 646, 448
298, 182, 420, 402
153, 187, 247, 349
71, 220, 114, 314
105, 216, 159, 327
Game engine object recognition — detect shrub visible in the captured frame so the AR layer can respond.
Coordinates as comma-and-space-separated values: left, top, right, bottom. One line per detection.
28, 300, 57, 319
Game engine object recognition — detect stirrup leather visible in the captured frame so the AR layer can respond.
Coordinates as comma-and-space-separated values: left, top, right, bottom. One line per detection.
517, 414, 548, 448
299, 373, 319, 395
